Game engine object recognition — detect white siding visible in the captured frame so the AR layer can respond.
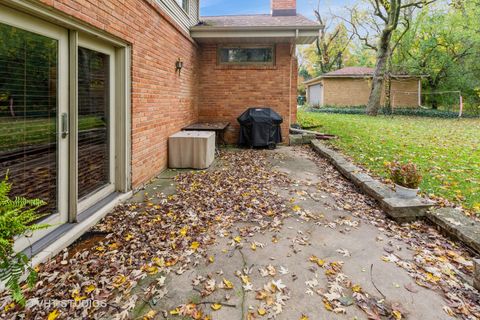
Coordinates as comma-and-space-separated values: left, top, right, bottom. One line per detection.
308, 84, 323, 106
156, 0, 199, 33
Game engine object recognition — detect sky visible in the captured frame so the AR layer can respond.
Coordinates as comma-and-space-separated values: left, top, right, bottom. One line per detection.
200, 0, 356, 18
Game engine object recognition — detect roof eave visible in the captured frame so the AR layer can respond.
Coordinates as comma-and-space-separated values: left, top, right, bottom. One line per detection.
191, 26, 320, 44
304, 74, 426, 85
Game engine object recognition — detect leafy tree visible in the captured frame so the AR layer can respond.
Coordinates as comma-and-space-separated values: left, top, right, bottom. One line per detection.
340, 0, 438, 115
393, 0, 480, 112
298, 1, 353, 79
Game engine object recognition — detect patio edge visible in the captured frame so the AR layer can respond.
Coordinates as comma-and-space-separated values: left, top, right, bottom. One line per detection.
310, 139, 435, 222
30, 191, 132, 267
310, 140, 480, 259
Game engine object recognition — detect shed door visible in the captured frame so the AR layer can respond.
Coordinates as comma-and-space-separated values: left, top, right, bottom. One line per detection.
308, 84, 323, 106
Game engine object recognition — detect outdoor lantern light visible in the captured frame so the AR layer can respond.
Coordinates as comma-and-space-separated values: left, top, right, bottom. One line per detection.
175, 58, 184, 74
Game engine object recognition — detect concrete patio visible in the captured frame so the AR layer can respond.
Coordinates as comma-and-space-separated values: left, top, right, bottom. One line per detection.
127, 146, 478, 320
2, 146, 478, 320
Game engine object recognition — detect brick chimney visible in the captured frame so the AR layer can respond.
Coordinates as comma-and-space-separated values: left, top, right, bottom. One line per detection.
271, 0, 297, 16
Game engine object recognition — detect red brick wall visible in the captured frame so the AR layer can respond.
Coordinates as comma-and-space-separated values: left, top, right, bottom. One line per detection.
38, 0, 199, 188
272, 0, 297, 10
198, 43, 296, 144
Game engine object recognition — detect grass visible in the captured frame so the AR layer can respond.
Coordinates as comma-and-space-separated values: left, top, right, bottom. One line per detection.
0, 116, 105, 151
298, 110, 480, 214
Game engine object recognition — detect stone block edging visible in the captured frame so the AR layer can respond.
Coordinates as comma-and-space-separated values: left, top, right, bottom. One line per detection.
310, 139, 435, 222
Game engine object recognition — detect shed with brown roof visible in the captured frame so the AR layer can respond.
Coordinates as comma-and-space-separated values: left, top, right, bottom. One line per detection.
304, 67, 423, 108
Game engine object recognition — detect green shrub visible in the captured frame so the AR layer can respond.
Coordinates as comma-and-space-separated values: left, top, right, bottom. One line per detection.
305, 106, 480, 118
0, 174, 49, 305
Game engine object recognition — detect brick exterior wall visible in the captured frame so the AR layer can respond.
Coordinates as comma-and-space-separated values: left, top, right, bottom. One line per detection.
321, 78, 420, 107
271, 0, 297, 10
198, 43, 297, 144
38, 0, 200, 188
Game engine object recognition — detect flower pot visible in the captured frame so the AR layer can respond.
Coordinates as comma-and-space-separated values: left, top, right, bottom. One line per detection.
395, 184, 419, 199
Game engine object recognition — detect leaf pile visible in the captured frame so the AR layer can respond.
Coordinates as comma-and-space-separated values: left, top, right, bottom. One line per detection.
0, 150, 290, 319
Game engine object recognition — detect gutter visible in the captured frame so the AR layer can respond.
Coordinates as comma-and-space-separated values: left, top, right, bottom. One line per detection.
190, 25, 321, 32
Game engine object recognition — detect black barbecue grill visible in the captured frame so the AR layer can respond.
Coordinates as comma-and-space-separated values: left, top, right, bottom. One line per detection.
237, 108, 283, 149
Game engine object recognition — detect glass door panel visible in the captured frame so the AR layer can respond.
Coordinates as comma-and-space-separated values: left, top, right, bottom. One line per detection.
78, 47, 110, 199
0, 4, 68, 252
0, 22, 67, 219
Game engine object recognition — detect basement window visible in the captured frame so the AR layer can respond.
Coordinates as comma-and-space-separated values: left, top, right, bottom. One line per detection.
218, 46, 275, 65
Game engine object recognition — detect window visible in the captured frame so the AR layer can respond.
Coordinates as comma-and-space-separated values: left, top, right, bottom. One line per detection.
176, 0, 188, 12
218, 46, 275, 65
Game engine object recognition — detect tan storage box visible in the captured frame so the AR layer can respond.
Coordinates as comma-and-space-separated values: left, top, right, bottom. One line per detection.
168, 131, 215, 169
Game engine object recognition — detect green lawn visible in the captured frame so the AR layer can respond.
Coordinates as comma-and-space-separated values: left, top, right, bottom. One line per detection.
0, 116, 105, 151
298, 110, 480, 214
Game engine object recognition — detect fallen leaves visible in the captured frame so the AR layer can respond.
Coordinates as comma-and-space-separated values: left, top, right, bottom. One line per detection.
0, 150, 291, 319
309, 255, 325, 267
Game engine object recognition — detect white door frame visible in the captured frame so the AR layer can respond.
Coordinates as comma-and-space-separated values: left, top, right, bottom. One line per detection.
76, 34, 117, 214
0, 4, 70, 252
2, 0, 132, 259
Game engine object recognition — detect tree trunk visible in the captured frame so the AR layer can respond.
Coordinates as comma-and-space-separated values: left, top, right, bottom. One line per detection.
384, 73, 392, 114
366, 33, 391, 115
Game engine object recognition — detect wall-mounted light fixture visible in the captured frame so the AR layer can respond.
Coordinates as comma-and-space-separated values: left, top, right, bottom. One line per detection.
175, 58, 184, 75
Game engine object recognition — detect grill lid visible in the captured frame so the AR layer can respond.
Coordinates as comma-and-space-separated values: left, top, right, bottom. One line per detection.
237, 107, 283, 125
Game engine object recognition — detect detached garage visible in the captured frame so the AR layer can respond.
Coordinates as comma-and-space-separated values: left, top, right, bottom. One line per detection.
305, 67, 422, 108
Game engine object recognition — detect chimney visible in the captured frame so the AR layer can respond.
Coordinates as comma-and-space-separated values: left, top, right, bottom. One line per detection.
271, 0, 297, 16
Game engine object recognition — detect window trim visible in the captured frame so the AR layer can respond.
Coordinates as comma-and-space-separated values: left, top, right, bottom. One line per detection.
174, 0, 189, 14
217, 45, 276, 66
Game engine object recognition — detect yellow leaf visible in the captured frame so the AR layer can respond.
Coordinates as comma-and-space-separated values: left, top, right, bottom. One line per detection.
143, 310, 157, 320
170, 308, 180, 315
352, 284, 362, 293
251, 242, 257, 251
208, 256, 215, 263
323, 299, 333, 311
179, 227, 188, 237
234, 236, 242, 243
48, 309, 60, 320
152, 257, 165, 267
190, 241, 200, 250
145, 265, 159, 275
125, 233, 134, 241
211, 303, 222, 311
258, 308, 267, 316
223, 278, 234, 289
71, 289, 86, 302
4, 302, 15, 312
292, 205, 301, 212
85, 284, 96, 294
241, 275, 250, 285
309, 255, 325, 267
300, 315, 310, 320
392, 310, 402, 320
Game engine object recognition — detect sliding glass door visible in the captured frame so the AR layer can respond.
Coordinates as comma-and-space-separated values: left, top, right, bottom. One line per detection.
0, 5, 69, 249
0, 5, 118, 249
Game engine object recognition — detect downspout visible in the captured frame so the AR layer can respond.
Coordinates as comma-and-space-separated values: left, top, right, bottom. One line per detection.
288, 30, 299, 131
